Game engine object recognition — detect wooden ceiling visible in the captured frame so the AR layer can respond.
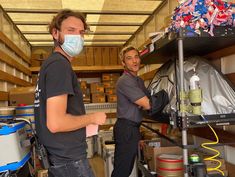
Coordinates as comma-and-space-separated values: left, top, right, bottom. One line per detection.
0, 0, 164, 47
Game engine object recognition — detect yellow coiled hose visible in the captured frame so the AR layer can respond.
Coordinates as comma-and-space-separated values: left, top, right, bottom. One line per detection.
201, 124, 224, 176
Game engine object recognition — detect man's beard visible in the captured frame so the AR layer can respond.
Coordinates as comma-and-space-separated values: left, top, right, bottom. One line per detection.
57, 32, 63, 46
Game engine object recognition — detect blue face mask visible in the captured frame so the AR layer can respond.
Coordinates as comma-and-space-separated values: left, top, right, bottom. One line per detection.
61, 34, 84, 57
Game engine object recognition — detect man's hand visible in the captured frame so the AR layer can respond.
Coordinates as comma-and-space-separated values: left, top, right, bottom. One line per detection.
91, 112, 107, 125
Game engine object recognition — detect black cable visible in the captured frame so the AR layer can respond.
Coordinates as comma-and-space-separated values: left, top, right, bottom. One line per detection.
141, 123, 183, 148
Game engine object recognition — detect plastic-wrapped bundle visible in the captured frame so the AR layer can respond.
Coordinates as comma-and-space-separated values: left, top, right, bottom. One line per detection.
168, 0, 235, 36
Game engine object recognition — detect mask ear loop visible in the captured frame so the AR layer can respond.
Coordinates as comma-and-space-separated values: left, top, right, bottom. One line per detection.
53, 29, 64, 51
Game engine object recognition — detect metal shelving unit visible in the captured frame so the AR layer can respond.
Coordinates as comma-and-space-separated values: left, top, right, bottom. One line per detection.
140, 27, 235, 177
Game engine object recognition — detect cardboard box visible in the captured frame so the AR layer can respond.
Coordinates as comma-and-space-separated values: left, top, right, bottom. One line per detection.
80, 80, 87, 89
81, 88, 90, 103
143, 140, 182, 172
105, 88, 116, 95
90, 83, 104, 93
37, 170, 48, 177
9, 86, 35, 106
102, 73, 120, 81
92, 93, 106, 103
102, 81, 116, 88
204, 158, 226, 170
32, 74, 38, 85
107, 95, 117, 103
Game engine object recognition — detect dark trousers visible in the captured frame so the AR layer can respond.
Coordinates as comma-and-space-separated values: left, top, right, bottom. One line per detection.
111, 119, 141, 177
48, 158, 95, 177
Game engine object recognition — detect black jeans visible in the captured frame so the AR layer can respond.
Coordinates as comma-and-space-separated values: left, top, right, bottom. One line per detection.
111, 119, 141, 177
48, 158, 95, 177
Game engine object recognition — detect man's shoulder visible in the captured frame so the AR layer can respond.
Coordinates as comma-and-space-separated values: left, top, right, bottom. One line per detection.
41, 53, 70, 70
116, 74, 136, 88
117, 74, 128, 84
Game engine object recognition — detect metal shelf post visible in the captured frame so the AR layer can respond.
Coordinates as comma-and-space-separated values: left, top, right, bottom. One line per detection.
178, 36, 189, 177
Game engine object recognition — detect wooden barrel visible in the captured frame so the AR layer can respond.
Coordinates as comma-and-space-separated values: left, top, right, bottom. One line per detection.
15, 105, 34, 116
0, 107, 15, 119
157, 154, 184, 177
15, 105, 35, 132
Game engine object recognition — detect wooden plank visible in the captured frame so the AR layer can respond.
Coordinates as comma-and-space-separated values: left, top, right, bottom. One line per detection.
99, 124, 114, 130
30, 65, 124, 73
1, 0, 160, 14
102, 47, 110, 65
0, 49, 31, 76
226, 73, 235, 86
188, 127, 235, 148
117, 47, 122, 65
109, 47, 118, 65
139, 69, 157, 81
73, 48, 86, 66
138, 38, 151, 51
86, 47, 94, 66
0, 91, 8, 101
94, 47, 102, 65
205, 44, 235, 60
0, 70, 32, 86
226, 162, 235, 177
0, 31, 30, 64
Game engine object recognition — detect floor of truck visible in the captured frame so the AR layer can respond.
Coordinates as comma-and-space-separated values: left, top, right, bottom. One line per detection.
89, 155, 105, 177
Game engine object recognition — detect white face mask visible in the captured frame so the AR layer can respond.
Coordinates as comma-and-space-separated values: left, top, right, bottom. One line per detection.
61, 34, 84, 57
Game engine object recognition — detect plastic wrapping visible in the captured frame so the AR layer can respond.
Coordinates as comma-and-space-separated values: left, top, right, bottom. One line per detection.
148, 56, 235, 116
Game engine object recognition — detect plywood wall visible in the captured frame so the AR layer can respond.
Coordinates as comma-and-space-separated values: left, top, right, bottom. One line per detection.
31, 46, 122, 67
126, 0, 178, 49
0, 7, 32, 106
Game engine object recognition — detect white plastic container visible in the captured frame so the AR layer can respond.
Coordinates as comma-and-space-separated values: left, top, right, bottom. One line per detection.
103, 144, 137, 177
86, 137, 94, 158
97, 130, 113, 156
0, 122, 30, 172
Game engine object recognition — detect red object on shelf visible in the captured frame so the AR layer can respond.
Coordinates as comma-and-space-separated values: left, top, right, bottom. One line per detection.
139, 48, 149, 57
161, 123, 168, 135
17, 103, 27, 107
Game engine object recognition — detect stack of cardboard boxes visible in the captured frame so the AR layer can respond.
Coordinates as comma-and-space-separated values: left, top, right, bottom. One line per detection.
90, 82, 106, 103
80, 81, 91, 103
80, 73, 120, 103
102, 73, 119, 103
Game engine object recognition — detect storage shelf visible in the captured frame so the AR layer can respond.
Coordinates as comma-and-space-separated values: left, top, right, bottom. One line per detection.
0, 91, 8, 101
140, 27, 235, 128
30, 65, 123, 73
183, 114, 235, 128
140, 27, 235, 64
139, 26, 235, 177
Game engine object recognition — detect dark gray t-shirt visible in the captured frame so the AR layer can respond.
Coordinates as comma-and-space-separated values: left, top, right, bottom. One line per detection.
116, 72, 149, 123
34, 52, 87, 162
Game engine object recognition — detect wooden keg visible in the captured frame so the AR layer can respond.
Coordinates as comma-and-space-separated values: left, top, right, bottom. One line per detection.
0, 107, 15, 119
157, 154, 184, 177
15, 105, 34, 116
15, 105, 35, 132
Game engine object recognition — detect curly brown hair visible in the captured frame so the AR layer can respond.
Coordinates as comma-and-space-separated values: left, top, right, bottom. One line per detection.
48, 9, 88, 34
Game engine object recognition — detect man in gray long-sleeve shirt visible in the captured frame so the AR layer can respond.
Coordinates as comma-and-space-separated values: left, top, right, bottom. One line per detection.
111, 46, 151, 177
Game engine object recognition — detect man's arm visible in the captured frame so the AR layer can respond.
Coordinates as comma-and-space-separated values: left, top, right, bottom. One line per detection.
134, 96, 151, 110
46, 94, 106, 133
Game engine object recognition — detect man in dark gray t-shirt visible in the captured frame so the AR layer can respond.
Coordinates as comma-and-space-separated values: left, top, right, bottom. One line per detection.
111, 46, 151, 177
34, 10, 106, 177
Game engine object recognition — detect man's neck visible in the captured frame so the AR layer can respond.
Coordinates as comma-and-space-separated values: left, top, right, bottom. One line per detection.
124, 69, 137, 76
54, 46, 73, 62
